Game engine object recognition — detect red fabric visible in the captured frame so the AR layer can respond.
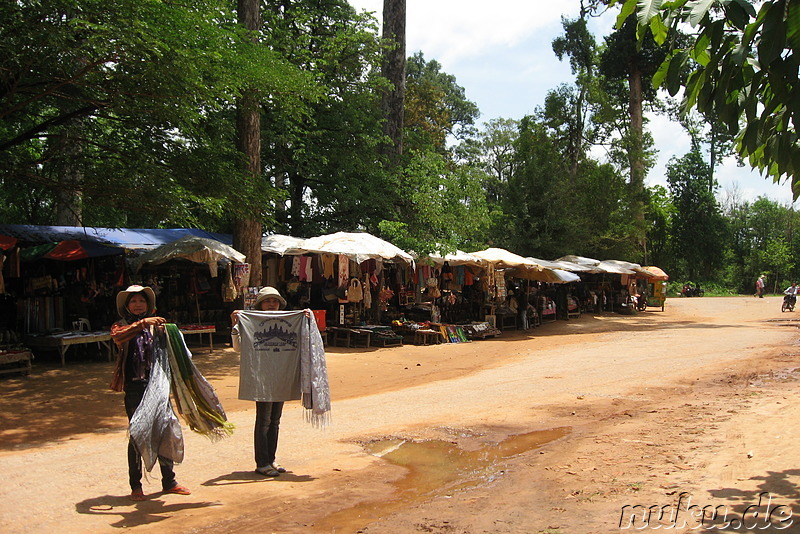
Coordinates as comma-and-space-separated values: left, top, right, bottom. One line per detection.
0, 235, 18, 251
43, 240, 122, 261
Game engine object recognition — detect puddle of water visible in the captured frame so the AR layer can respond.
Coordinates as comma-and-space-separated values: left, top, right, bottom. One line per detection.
316, 427, 570, 533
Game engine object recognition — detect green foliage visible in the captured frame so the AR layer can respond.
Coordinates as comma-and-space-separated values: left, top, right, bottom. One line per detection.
404, 52, 480, 157
0, 0, 310, 228
625, 0, 800, 196
378, 149, 490, 255
666, 147, 728, 279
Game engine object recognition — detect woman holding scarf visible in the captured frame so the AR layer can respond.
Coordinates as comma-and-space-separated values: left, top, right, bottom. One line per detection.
110, 285, 191, 501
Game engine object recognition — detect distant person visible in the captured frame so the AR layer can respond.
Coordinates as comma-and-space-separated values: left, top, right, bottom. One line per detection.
755, 275, 766, 298
784, 282, 798, 307
110, 285, 191, 501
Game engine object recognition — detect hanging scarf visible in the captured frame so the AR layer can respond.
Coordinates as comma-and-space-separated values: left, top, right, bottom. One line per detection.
123, 312, 152, 382
164, 324, 234, 439
129, 330, 184, 471
129, 325, 233, 473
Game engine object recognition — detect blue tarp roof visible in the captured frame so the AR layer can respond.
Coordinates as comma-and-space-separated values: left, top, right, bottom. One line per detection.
0, 225, 233, 250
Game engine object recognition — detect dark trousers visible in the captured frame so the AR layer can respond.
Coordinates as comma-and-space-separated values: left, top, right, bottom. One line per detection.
254, 401, 284, 468
124, 383, 177, 491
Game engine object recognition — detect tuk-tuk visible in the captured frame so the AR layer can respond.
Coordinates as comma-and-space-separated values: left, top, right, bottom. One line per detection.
641, 266, 669, 311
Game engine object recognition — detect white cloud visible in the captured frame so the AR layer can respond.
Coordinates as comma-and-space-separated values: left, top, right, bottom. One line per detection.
648, 113, 795, 205
347, 1, 791, 202
350, 1, 574, 66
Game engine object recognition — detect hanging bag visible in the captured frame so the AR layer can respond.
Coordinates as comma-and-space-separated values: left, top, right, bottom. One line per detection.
363, 276, 372, 307
347, 277, 363, 303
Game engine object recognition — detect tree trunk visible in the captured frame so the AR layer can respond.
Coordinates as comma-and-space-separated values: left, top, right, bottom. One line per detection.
234, 0, 263, 284
380, 0, 406, 161
53, 119, 84, 226
628, 64, 647, 258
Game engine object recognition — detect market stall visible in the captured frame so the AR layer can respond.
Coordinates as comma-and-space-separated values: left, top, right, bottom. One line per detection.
258, 232, 414, 345
638, 266, 669, 311
469, 248, 543, 330
132, 235, 248, 346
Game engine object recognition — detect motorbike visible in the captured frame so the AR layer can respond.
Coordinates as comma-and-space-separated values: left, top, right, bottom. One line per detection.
680, 284, 705, 297
782, 294, 796, 312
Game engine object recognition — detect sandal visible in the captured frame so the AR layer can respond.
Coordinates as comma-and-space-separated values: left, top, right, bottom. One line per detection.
130, 488, 147, 501
164, 484, 191, 495
255, 466, 281, 477
271, 462, 287, 473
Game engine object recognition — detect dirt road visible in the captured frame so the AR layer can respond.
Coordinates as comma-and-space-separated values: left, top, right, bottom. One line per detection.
2, 296, 799, 533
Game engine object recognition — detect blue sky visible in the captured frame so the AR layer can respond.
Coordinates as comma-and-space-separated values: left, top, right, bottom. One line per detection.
348, 0, 795, 205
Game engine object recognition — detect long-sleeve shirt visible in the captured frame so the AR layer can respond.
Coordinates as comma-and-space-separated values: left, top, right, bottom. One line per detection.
109, 319, 154, 392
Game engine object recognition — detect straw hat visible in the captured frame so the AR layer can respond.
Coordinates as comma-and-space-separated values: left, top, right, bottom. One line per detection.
253, 286, 286, 310
116, 284, 156, 317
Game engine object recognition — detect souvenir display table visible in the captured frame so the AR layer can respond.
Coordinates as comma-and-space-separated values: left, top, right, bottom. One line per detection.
460, 322, 501, 340
179, 324, 216, 349
413, 329, 442, 345
356, 325, 404, 347
328, 326, 372, 348
0, 349, 33, 376
24, 331, 113, 366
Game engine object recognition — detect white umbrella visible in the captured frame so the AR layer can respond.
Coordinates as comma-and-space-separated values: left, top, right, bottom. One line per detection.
424, 249, 487, 267
261, 234, 309, 255
556, 255, 601, 267
513, 266, 581, 284
472, 248, 542, 270
596, 261, 637, 275
284, 231, 414, 264
133, 236, 245, 277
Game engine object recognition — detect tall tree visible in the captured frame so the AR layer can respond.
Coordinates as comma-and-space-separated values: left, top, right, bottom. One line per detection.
476, 118, 518, 205
598, 16, 669, 257
0, 0, 298, 228
380, 0, 406, 160
404, 52, 479, 158
551, 13, 598, 178
233, 0, 264, 283
259, 0, 388, 236
666, 148, 727, 280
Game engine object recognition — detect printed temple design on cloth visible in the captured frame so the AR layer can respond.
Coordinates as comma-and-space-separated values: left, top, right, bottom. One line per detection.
253, 319, 299, 351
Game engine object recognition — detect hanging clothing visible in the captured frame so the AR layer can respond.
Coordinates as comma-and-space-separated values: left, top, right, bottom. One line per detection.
311, 255, 323, 282
322, 254, 336, 279
304, 256, 313, 282
338, 255, 349, 288
233, 263, 251, 289
464, 268, 474, 286
298, 256, 308, 282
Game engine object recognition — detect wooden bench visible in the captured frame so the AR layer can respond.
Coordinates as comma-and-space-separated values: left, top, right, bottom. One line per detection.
372, 334, 404, 347
413, 329, 442, 345
0, 350, 32, 376
329, 327, 371, 348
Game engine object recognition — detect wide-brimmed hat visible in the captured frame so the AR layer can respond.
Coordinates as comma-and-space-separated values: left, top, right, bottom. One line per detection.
253, 286, 286, 310
116, 284, 156, 317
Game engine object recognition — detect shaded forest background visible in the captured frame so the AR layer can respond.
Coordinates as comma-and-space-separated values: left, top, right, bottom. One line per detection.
1, 0, 797, 293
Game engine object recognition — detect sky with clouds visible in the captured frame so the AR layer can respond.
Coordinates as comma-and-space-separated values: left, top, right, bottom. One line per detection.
348, 0, 795, 205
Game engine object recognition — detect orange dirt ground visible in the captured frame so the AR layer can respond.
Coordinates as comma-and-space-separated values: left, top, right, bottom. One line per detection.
1, 296, 800, 533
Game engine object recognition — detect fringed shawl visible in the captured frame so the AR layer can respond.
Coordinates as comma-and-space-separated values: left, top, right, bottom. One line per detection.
129, 325, 233, 472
